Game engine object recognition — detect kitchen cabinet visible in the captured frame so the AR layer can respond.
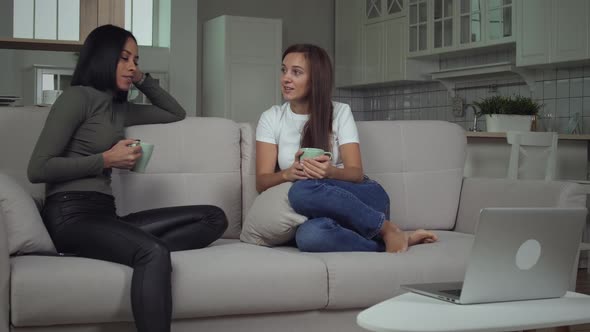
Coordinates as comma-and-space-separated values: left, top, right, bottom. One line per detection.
202, 16, 282, 123
408, 0, 514, 56
336, 0, 436, 87
551, 0, 590, 63
458, 0, 514, 47
335, 0, 364, 87
408, 0, 429, 53
363, 16, 436, 84
365, 0, 405, 23
516, 0, 590, 66
433, 0, 454, 49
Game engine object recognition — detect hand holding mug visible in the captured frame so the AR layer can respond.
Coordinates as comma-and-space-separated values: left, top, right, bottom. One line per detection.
103, 139, 142, 169
301, 155, 333, 179
282, 150, 307, 181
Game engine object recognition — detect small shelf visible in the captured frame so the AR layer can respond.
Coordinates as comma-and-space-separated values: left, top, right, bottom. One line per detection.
0, 38, 82, 52
431, 62, 536, 97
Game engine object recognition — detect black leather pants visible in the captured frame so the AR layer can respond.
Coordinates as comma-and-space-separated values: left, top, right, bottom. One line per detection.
42, 191, 228, 332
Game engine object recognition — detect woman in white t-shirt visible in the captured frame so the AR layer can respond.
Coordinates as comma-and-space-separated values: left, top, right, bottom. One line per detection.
256, 44, 437, 253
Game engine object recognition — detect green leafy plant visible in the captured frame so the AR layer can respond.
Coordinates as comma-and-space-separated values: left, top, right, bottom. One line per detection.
473, 95, 506, 115
474, 95, 541, 116
504, 95, 542, 115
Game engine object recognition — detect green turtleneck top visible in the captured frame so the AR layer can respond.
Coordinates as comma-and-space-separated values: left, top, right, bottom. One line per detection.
27, 75, 186, 197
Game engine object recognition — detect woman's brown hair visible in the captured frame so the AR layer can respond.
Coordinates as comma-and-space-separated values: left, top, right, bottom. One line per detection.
283, 44, 334, 152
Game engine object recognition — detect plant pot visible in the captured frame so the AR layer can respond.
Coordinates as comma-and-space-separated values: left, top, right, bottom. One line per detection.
485, 114, 534, 132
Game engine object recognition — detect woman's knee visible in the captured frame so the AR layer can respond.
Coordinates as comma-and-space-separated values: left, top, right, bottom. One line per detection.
203, 205, 228, 233
136, 241, 171, 270
288, 180, 318, 212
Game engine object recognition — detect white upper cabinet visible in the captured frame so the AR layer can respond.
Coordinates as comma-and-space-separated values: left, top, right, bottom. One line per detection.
335, 0, 436, 87
517, 0, 589, 66
408, 0, 514, 56
486, 0, 514, 42
366, 0, 405, 23
433, 0, 454, 49
335, 0, 364, 87
516, 0, 550, 66
551, 0, 590, 63
458, 0, 514, 47
408, 0, 429, 53
363, 21, 386, 84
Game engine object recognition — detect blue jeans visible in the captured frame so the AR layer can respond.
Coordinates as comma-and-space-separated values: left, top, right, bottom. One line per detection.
288, 177, 390, 252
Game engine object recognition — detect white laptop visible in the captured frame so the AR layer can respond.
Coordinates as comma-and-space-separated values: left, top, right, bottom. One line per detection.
402, 207, 587, 304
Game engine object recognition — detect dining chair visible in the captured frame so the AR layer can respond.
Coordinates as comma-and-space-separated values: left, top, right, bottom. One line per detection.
507, 131, 590, 273
506, 131, 558, 181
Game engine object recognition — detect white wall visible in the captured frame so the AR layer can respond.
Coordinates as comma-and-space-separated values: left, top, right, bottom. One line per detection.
170, 0, 198, 116
0, 0, 12, 39
197, 0, 335, 115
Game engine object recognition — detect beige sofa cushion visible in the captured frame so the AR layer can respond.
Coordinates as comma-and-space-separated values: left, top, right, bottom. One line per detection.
114, 117, 243, 239
0, 107, 49, 206
455, 177, 588, 234
275, 230, 473, 309
357, 121, 466, 231
0, 173, 55, 255
10, 241, 328, 326
240, 182, 307, 246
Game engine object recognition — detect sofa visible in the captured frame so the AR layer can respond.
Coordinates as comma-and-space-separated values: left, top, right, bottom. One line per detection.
0, 106, 586, 332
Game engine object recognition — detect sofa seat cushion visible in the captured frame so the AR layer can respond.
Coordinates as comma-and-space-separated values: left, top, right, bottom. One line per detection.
10, 241, 328, 327
276, 231, 473, 309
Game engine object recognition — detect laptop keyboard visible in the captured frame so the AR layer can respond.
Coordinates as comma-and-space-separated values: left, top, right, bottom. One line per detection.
440, 289, 462, 297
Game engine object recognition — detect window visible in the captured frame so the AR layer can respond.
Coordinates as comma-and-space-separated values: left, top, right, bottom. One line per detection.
12, 0, 170, 47
13, 0, 80, 41
125, 0, 171, 47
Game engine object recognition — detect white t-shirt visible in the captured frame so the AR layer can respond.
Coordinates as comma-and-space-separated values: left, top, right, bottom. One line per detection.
256, 101, 359, 170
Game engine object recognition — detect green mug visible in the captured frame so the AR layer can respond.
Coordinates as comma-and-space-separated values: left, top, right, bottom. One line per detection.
300, 147, 332, 161
129, 141, 155, 173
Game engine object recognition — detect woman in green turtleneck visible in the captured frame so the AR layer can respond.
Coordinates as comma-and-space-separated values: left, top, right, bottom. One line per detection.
28, 25, 227, 332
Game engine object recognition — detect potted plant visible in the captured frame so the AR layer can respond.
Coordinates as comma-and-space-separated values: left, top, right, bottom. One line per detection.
474, 95, 541, 132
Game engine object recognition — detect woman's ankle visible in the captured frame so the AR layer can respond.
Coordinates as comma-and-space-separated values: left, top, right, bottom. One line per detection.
380, 220, 402, 236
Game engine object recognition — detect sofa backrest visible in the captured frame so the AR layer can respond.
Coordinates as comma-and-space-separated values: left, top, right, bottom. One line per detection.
0, 107, 49, 206
240, 120, 467, 231
115, 117, 243, 239
0, 107, 244, 239
1, 108, 466, 238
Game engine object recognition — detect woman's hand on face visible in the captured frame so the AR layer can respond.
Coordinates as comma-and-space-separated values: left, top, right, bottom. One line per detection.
301, 155, 333, 179
102, 139, 142, 169
282, 150, 307, 182
132, 69, 144, 84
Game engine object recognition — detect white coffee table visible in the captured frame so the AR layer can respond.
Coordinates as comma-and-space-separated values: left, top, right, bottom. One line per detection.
357, 291, 590, 332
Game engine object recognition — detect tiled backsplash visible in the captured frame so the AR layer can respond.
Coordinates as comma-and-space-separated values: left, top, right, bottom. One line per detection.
335, 65, 590, 134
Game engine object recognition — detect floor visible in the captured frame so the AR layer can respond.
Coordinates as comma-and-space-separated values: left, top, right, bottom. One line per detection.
530, 269, 590, 332
571, 269, 590, 332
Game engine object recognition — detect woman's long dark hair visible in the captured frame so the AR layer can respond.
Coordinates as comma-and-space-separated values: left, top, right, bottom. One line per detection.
283, 44, 334, 152
71, 24, 136, 101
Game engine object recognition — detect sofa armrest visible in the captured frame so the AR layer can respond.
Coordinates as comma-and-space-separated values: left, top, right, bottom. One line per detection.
455, 177, 587, 234
0, 215, 10, 332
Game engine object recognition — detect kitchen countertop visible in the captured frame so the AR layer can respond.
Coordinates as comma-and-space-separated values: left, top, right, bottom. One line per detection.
465, 132, 590, 141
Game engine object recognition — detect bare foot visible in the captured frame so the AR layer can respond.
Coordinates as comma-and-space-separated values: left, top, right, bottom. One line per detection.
380, 221, 408, 253
407, 229, 438, 246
